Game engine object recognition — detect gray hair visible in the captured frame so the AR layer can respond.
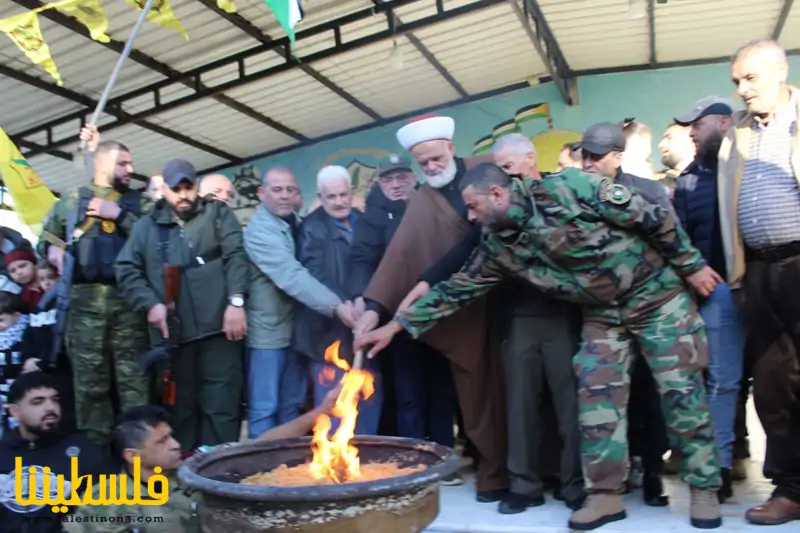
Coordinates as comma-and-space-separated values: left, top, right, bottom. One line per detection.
733, 39, 788, 66
316, 165, 351, 192
492, 133, 536, 158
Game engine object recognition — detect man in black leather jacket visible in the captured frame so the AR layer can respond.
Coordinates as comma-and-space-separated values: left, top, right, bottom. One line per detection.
293, 166, 376, 433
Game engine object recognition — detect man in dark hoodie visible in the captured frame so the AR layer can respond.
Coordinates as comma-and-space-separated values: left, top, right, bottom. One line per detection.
350, 156, 458, 476
0, 371, 114, 533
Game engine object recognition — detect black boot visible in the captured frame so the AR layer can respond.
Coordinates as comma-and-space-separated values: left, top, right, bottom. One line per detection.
643, 471, 669, 507
497, 492, 545, 514
718, 468, 733, 503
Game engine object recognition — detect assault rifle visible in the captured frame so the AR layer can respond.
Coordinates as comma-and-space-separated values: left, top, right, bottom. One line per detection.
139, 264, 180, 406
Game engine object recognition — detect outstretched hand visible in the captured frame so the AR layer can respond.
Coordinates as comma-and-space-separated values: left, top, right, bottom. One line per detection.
354, 320, 403, 359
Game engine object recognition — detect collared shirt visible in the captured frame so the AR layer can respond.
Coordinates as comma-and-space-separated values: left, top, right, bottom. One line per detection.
333, 212, 358, 244
738, 93, 800, 249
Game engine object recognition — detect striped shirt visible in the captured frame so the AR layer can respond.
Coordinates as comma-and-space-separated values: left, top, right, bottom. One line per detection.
738, 95, 800, 249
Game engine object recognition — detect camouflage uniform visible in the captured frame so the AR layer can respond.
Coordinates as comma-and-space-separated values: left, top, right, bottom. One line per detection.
396, 169, 719, 493
63, 471, 201, 533
38, 184, 151, 444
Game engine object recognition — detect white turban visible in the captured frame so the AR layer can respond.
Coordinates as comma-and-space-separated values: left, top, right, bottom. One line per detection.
396, 114, 455, 151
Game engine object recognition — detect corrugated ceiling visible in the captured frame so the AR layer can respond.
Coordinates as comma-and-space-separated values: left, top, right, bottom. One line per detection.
0, 0, 796, 193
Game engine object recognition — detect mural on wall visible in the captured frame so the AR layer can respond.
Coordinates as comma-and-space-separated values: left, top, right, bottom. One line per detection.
472, 103, 582, 172
229, 149, 389, 224
322, 148, 392, 199
218, 58, 800, 226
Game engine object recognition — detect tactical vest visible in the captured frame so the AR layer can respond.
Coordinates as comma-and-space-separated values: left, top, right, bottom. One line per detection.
73, 187, 142, 284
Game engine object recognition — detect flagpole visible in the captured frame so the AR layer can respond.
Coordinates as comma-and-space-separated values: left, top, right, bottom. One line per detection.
73, 0, 158, 169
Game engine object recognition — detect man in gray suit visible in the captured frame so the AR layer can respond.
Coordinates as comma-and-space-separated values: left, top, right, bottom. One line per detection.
244, 167, 355, 439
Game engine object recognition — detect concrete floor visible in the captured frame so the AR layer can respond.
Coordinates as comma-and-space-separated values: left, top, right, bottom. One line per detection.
426, 400, 796, 532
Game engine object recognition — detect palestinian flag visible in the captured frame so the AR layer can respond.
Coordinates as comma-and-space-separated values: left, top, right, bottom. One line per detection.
492, 119, 521, 141
265, 0, 304, 43
515, 103, 551, 125
472, 135, 494, 155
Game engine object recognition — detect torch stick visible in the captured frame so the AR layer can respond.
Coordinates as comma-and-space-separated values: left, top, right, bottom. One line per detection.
73, 0, 159, 169
352, 349, 365, 371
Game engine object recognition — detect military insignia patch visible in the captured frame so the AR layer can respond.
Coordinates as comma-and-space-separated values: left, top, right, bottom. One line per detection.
101, 220, 116, 233
598, 179, 632, 205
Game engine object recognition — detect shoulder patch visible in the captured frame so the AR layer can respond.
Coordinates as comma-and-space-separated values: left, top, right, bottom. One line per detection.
598, 179, 632, 205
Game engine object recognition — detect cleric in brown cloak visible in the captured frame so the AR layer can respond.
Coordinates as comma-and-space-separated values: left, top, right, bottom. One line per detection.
362, 115, 509, 501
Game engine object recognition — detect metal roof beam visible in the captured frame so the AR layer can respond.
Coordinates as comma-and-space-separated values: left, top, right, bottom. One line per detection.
10, 0, 307, 143
508, 0, 575, 105
571, 48, 800, 77
2, 65, 241, 163
773, 0, 794, 40
17, 140, 72, 161
197, 0, 382, 121
648, 0, 657, 65
19, 0, 503, 158
372, 0, 468, 98
198, 81, 531, 176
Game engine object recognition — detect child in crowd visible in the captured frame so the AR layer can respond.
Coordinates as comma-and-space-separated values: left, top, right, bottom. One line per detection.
4, 250, 42, 311
0, 291, 30, 434
0, 289, 76, 435
37, 260, 59, 293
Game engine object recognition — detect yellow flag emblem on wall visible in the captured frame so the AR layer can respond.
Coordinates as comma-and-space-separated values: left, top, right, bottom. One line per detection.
0, 128, 57, 226
127, 0, 188, 40
0, 11, 62, 85
53, 0, 111, 43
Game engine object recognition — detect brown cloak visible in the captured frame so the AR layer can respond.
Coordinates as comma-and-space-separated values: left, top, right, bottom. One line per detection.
363, 156, 508, 491
364, 185, 487, 372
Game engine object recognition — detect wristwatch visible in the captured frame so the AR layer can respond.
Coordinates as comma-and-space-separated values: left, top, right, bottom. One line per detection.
229, 295, 245, 308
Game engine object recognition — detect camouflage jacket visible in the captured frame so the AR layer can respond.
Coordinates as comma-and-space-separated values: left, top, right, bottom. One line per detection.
37, 184, 152, 257
396, 168, 706, 337
62, 471, 200, 533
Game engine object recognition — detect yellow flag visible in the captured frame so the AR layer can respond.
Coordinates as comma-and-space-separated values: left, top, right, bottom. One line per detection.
217, 0, 237, 14
0, 129, 57, 226
0, 11, 62, 85
126, 0, 188, 40
50, 0, 111, 43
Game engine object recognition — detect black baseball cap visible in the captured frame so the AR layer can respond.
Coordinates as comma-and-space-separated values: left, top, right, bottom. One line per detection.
163, 159, 198, 189
674, 96, 734, 126
578, 122, 627, 156
377, 154, 413, 176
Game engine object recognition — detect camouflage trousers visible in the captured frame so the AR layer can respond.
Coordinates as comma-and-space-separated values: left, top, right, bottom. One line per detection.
574, 288, 720, 492
66, 284, 149, 444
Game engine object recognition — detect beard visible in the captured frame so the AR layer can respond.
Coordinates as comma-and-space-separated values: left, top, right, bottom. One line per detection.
172, 197, 200, 220
697, 132, 723, 160
661, 151, 682, 170
424, 157, 458, 188
28, 414, 60, 436
483, 209, 509, 231
113, 175, 131, 193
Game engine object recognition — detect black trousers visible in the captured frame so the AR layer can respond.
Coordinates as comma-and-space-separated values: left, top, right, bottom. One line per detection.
628, 354, 670, 473
390, 333, 457, 447
503, 314, 584, 502
741, 249, 800, 503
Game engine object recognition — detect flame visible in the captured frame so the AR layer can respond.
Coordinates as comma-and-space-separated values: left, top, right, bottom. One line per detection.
309, 341, 375, 483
